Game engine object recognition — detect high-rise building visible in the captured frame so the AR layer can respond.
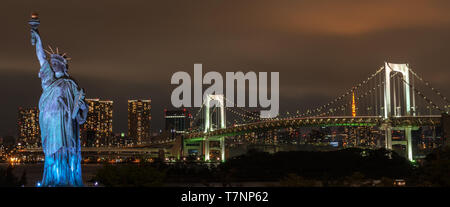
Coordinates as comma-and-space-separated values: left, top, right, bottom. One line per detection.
164, 109, 192, 134
17, 107, 40, 148
80, 99, 113, 147
128, 99, 151, 144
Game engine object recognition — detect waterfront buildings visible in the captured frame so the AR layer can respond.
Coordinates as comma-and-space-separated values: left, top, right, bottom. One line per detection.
164, 109, 191, 134
80, 99, 113, 147
17, 107, 40, 148
128, 99, 151, 144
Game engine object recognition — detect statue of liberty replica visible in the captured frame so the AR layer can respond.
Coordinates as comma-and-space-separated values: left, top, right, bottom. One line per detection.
29, 13, 88, 187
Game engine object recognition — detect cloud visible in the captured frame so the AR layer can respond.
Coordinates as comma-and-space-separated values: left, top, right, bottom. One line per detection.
277, 0, 450, 35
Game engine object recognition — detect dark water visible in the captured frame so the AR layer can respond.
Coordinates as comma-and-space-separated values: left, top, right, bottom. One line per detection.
0, 163, 103, 187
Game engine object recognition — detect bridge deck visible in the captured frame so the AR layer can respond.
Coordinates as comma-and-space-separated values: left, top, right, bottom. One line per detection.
185, 115, 442, 139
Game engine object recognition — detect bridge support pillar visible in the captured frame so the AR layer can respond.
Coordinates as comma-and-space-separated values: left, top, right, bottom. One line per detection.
384, 125, 392, 150
405, 127, 413, 161
382, 63, 416, 161
220, 137, 225, 162
384, 124, 415, 161
202, 94, 226, 162
204, 138, 210, 161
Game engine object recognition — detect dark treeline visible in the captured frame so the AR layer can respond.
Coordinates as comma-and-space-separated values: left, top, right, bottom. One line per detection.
219, 148, 412, 181
91, 147, 450, 187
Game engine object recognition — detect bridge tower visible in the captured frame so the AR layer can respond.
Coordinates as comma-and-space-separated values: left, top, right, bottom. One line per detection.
382, 62, 416, 161
203, 94, 226, 162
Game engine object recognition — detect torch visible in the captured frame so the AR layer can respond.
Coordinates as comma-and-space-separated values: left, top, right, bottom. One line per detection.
28, 12, 40, 45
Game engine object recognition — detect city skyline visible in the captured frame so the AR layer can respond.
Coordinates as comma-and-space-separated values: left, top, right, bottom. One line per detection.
2, 0, 450, 192
1, 0, 450, 136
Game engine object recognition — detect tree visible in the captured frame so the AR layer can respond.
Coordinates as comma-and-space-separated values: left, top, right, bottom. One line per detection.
0, 165, 24, 187
411, 146, 450, 186
279, 173, 318, 187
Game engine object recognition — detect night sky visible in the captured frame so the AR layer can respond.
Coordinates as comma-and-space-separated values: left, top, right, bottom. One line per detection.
1, 0, 450, 136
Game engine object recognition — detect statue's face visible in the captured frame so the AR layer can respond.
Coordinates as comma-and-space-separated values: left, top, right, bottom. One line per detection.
50, 58, 66, 73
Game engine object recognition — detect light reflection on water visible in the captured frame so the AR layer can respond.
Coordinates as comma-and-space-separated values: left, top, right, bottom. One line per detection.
0, 163, 103, 187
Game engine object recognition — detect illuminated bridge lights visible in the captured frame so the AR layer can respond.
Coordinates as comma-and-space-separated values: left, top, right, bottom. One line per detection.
184, 116, 441, 140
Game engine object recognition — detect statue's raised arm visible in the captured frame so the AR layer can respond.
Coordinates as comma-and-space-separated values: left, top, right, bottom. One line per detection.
29, 13, 46, 67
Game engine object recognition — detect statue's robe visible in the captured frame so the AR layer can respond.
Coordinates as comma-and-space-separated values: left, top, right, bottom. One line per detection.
38, 60, 88, 187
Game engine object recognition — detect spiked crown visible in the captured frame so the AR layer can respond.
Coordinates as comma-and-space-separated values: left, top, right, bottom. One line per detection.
44, 45, 71, 65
